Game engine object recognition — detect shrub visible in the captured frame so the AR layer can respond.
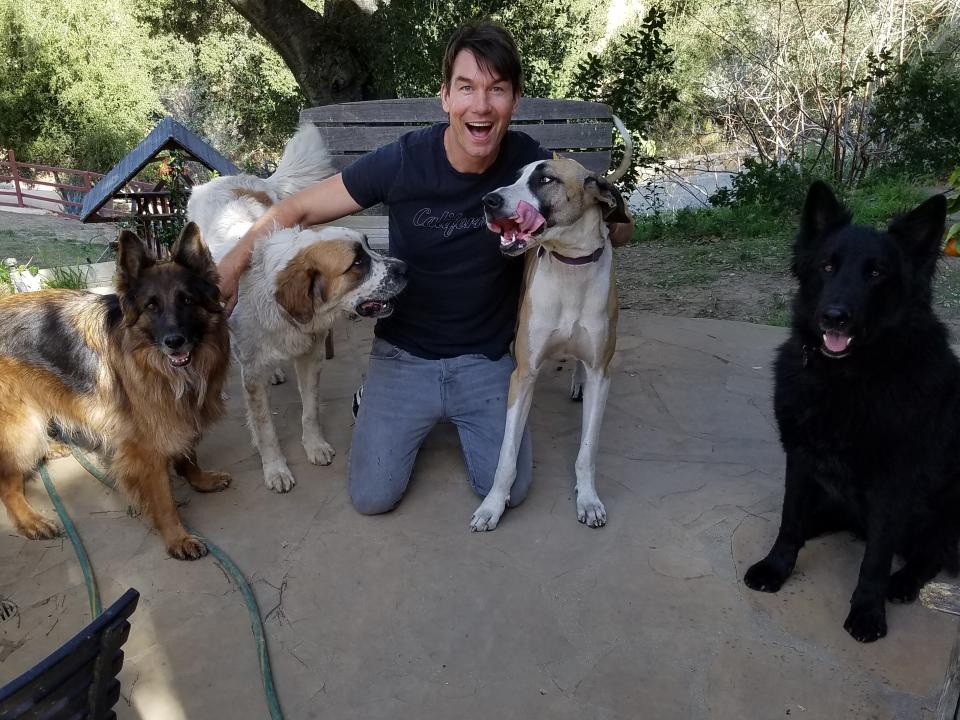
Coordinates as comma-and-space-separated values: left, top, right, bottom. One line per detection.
709, 158, 812, 213
870, 56, 960, 175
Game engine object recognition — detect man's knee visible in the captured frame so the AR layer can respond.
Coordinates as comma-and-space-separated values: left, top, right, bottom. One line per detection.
347, 450, 408, 516
349, 488, 401, 515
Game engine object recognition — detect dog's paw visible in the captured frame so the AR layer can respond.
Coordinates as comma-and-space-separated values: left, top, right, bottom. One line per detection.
886, 569, 922, 603
470, 496, 507, 532
576, 493, 607, 528
570, 380, 584, 402
167, 534, 208, 561
17, 513, 62, 540
264, 462, 296, 493
270, 367, 286, 385
569, 362, 585, 402
303, 438, 335, 466
743, 558, 791, 593
188, 471, 232, 493
844, 604, 887, 642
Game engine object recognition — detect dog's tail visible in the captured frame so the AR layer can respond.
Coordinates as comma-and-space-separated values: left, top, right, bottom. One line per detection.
267, 124, 335, 198
605, 115, 633, 184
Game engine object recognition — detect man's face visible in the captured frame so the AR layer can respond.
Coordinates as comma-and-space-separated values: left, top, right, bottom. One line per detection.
440, 49, 519, 174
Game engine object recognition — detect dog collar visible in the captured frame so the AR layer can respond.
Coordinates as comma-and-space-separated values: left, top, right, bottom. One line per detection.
538, 246, 604, 265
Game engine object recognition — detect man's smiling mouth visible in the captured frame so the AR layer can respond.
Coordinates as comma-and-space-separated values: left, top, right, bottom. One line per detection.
465, 121, 493, 140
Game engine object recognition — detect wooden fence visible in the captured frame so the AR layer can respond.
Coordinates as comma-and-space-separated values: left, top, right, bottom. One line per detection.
0, 150, 151, 219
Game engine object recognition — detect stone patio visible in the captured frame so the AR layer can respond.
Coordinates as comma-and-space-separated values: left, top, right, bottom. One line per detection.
1, 314, 956, 719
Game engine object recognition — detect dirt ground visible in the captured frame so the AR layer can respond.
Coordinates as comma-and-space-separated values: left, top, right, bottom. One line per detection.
0, 208, 120, 244
4, 208, 960, 338
613, 236, 960, 338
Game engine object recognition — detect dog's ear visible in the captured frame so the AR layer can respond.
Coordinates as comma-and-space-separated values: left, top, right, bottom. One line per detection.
116, 230, 154, 289
170, 222, 222, 310
798, 181, 850, 246
275, 260, 326, 325
889, 193, 947, 274
584, 176, 631, 224
171, 222, 217, 281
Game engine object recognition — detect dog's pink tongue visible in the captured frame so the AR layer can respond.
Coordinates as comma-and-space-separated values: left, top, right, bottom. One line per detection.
516, 200, 545, 236
823, 331, 850, 353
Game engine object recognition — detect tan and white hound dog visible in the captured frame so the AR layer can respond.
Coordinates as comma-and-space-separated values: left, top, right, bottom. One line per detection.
470, 156, 630, 531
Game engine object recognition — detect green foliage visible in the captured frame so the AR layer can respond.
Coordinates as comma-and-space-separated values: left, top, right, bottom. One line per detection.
366, 0, 591, 99
637, 171, 930, 285
636, 202, 789, 247
0, 0, 164, 170
134, 0, 227, 45
151, 151, 190, 252
135, 0, 303, 164
870, 56, 960, 175
943, 167, 960, 247
844, 175, 930, 228
709, 159, 814, 214
570, 6, 679, 191
42, 264, 89, 290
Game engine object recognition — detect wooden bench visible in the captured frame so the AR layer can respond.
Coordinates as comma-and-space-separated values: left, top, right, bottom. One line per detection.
299, 98, 626, 249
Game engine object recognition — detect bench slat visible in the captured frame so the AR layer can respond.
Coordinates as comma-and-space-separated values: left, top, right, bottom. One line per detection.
317, 122, 612, 153
301, 97, 611, 124
329, 150, 611, 176
303, 97, 619, 241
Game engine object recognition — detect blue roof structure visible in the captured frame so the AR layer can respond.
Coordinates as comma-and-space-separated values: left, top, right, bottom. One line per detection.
80, 117, 240, 222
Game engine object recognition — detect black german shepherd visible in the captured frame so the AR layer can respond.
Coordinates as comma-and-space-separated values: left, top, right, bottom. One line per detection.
0, 224, 231, 559
744, 181, 958, 642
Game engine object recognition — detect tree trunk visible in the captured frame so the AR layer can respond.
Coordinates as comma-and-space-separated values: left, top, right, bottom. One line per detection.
224, 0, 375, 106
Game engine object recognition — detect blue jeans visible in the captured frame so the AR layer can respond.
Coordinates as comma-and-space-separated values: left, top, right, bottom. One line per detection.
348, 337, 533, 514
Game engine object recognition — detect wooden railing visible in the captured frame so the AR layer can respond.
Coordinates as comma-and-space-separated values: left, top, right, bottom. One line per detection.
0, 150, 151, 218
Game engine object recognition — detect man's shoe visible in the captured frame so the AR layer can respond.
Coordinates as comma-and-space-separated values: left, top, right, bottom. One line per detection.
351, 384, 364, 420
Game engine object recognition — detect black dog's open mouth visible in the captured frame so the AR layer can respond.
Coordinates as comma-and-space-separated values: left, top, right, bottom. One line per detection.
167, 351, 192, 367
356, 299, 394, 318
820, 329, 854, 358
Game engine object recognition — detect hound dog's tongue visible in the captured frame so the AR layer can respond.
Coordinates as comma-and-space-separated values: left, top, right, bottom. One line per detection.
488, 200, 545, 248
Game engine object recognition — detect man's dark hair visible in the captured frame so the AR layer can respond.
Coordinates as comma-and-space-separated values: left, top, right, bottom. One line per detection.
442, 20, 523, 96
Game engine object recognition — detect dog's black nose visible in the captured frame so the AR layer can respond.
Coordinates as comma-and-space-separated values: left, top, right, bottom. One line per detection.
483, 193, 503, 210
821, 306, 850, 327
164, 334, 186, 350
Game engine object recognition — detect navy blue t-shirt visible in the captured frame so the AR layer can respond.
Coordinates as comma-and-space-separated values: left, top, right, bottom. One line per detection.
341, 123, 550, 360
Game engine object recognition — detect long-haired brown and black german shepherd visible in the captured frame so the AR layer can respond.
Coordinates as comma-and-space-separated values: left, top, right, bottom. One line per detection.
0, 223, 230, 559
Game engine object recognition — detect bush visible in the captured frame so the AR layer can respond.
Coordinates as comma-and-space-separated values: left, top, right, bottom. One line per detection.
709, 158, 813, 213
870, 56, 960, 175
571, 6, 679, 194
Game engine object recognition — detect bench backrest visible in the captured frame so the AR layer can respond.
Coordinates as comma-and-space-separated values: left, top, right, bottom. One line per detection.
298, 97, 617, 247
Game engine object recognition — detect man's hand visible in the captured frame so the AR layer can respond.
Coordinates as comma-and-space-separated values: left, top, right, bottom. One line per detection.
607, 219, 634, 248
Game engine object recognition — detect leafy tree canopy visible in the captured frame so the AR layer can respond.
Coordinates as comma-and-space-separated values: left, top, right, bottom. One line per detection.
0, 0, 163, 170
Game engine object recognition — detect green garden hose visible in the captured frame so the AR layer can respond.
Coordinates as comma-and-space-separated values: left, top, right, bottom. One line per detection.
39, 448, 284, 720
